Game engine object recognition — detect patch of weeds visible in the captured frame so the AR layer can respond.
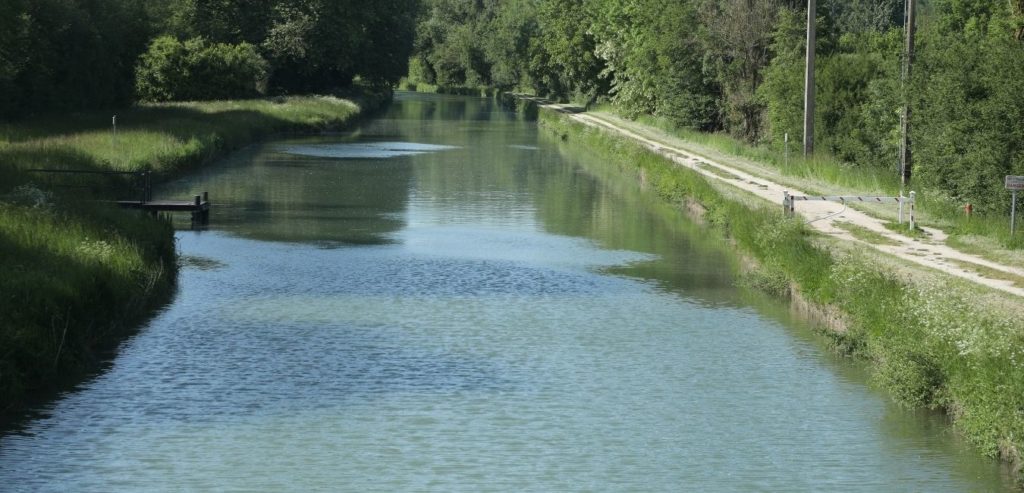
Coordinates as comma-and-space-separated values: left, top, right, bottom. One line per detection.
884, 221, 929, 240
834, 221, 900, 246
695, 162, 742, 181
738, 266, 790, 297
815, 325, 867, 357
947, 234, 1024, 269
947, 259, 1024, 287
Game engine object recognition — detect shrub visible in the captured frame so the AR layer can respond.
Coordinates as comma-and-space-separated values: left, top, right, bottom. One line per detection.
135, 35, 268, 102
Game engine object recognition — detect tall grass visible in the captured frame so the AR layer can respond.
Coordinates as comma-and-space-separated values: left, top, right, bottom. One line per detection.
601, 108, 1022, 252
1, 92, 382, 414
541, 109, 1024, 479
0, 95, 372, 174
0, 192, 176, 406
618, 109, 901, 194
396, 79, 499, 97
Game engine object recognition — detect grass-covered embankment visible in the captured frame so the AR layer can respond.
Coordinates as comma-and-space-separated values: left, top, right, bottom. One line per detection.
396, 79, 500, 97
0, 90, 387, 415
601, 108, 1024, 256
540, 108, 1024, 481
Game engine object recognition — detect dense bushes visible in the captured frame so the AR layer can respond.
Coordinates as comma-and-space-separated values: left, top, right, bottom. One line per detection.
0, 0, 418, 118
913, 17, 1024, 215
411, 0, 1024, 224
0, 0, 152, 118
135, 36, 268, 102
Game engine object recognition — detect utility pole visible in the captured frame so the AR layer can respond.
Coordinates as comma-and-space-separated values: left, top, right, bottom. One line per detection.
803, 0, 816, 156
899, 0, 917, 185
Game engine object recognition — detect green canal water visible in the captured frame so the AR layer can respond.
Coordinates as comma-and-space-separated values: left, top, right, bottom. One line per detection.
0, 93, 1015, 491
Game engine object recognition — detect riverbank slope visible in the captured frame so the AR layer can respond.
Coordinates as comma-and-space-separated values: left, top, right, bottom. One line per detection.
533, 101, 1024, 483
0, 89, 389, 417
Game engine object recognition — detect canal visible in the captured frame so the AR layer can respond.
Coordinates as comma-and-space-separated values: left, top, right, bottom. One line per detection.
0, 93, 1014, 491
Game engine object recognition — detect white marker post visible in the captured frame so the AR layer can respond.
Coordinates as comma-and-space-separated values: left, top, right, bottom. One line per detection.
909, 191, 916, 231
898, 191, 904, 224
112, 115, 118, 146
784, 133, 789, 167
1007, 176, 1024, 235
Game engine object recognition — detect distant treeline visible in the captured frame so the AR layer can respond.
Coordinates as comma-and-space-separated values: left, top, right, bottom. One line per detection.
0, 0, 418, 116
411, 0, 1024, 214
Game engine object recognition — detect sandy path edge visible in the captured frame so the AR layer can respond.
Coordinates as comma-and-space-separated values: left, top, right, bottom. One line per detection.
528, 97, 1024, 298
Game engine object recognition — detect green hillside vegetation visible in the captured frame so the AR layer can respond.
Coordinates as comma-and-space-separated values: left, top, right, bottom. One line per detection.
0, 0, 413, 413
409, 0, 1024, 243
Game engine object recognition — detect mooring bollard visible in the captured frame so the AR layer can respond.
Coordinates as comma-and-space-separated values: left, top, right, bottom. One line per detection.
202, 192, 210, 224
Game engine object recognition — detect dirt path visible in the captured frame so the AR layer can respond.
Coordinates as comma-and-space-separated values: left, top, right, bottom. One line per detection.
534, 99, 1024, 298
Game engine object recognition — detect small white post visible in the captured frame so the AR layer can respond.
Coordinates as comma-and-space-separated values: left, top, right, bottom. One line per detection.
783, 191, 791, 216
909, 191, 916, 231
898, 192, 904, 224
784, 132, 789, 167
112, 115, 118, 146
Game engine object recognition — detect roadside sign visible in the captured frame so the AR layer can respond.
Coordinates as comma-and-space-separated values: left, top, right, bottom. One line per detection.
1009, 176, 1023, 235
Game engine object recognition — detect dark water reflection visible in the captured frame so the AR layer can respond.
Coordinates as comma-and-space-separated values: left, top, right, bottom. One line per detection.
0, 93, 1015, 492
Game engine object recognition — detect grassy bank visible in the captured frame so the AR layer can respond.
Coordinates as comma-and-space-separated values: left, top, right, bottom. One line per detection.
396, 79, 499, 97
540, 108, 1024, 482
599, 107, 1024, 255
0, 90, 386, 415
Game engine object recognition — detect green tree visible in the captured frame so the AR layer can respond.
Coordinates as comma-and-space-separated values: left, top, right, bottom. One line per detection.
481, 0, 538, 89
698, 0, 781, 140
0, 0, 30, 117
758, 7, 806, 150
913, 1, 1024, 213
135, 36, 268, 102
591, 0, 717, 129
6, 0, 153, 116
528, 0, 608, 102
165, 0, 275, 45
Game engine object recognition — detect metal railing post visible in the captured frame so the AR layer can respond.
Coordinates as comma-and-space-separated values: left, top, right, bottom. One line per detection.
909, 191, 916, 231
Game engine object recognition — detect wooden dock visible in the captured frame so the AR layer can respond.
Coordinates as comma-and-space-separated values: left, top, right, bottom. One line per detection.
118, 192, 211, 224
24, 168, 213, 224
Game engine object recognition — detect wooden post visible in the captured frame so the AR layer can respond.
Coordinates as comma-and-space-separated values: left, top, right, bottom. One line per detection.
803, 0, 816, 156
202, 191, 210, 224
899, 0, 917, 185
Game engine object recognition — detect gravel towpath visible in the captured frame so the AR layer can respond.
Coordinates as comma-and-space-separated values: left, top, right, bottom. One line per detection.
537, 100, 1024, 298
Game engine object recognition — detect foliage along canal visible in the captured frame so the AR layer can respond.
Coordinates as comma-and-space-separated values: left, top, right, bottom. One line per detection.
0, 93, 1015, 491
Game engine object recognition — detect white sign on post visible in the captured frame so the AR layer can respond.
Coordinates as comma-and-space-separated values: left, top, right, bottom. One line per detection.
1008, 176, 1024, 235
